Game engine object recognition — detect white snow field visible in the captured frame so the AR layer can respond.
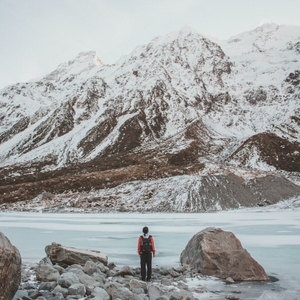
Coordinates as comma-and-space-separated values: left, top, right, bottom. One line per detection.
0, 202, 300, 299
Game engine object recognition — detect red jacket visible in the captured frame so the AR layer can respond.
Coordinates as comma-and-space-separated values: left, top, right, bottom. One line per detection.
138, 235, 155, 255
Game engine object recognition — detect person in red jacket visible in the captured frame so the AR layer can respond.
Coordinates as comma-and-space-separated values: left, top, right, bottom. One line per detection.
138, 226, 155, 281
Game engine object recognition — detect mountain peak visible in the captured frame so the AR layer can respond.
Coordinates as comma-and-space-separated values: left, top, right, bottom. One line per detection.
179, 25, 194, 36
69, 51, 103, 67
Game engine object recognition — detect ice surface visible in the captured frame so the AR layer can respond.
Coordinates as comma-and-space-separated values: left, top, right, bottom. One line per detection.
0, 207, 300, 298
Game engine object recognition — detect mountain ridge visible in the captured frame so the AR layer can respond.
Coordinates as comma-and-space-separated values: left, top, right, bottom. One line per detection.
0, 23, 300, 210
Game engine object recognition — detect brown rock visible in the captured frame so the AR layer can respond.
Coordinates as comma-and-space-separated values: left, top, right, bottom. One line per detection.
180, 227, 269, 281
45, 242, 108, 267
0, 232, 22, 300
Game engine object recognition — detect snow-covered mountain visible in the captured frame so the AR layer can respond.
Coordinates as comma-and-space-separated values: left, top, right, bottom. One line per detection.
1, 23, 300, 210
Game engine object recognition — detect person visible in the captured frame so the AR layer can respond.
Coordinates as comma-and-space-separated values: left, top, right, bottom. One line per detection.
137, 226, 155, 281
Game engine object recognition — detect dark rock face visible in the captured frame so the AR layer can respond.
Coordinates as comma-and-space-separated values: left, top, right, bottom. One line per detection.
228, 132, 300, 172
180, 227, 269, 281
0, 232, 22, 300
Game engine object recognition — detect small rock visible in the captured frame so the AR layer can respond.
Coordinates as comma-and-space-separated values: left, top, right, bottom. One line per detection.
66, 264, 84, 272
104, 282, 123, 297
84, 261, 97, 274
114, 265, 134, 277
53, 285, 68, 297
97, 262, 110, 273
92, 272, 106, 286
28, 289, 42, 299
39, 281, 57, 291
177, 282, 189, 290
52, 292, 64, 300
226, 277, 235, 284
169, 291, 183, 300
148, 285, 166, 300
36, 258, 60, 282
112, 287, 137, 300
168, 269, 180, 278
92, 287, 110, 300
132, 287, 145, 294
68, 267, 101, 288
68, 283, 86, 296
226, 295, 240, 300
12, 290, 28, 300
159, 267, 169, 275
129, 279, 148, 292
53, 265, 66, 275
58, 272, 80, 288
22, 282, 39, 290
107, 262, 116, 270
174, 265, 187, 273
66, 295, 82, 300
161, 278, 172, 286
191, 286, 209, 293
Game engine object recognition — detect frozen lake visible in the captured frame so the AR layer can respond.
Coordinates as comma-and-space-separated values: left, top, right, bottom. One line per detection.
1, 206, 300, 297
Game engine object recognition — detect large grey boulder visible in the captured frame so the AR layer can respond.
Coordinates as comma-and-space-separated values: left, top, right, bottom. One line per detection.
36, 257, 60, 282
0, 232, 22, 300
180, 227, 269, 281
45, 242, 108, 266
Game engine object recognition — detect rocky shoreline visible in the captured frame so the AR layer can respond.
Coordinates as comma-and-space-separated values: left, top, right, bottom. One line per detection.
2, 227, 298, 300
10, 228, 279, 300
15, 258, 273, 300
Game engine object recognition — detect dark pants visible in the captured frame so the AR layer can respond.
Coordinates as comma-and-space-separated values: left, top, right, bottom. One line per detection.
140, 252, 152, 281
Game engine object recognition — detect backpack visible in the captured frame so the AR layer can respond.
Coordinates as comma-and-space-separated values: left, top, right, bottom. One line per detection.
141, 235, 152, 253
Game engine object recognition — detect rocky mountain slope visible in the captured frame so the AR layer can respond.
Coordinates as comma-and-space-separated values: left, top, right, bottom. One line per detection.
1, 23, 300, 211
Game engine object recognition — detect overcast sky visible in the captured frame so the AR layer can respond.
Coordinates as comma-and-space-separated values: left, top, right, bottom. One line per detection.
1, 0, 300, 89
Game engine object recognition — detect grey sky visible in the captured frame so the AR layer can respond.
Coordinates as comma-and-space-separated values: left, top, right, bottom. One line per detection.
1, 0, 300, 89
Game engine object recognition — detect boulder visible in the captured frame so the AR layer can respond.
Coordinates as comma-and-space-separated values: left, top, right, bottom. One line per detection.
45, 242, 108, 266
180, 227, 269, 281
0, 232, 22, 300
